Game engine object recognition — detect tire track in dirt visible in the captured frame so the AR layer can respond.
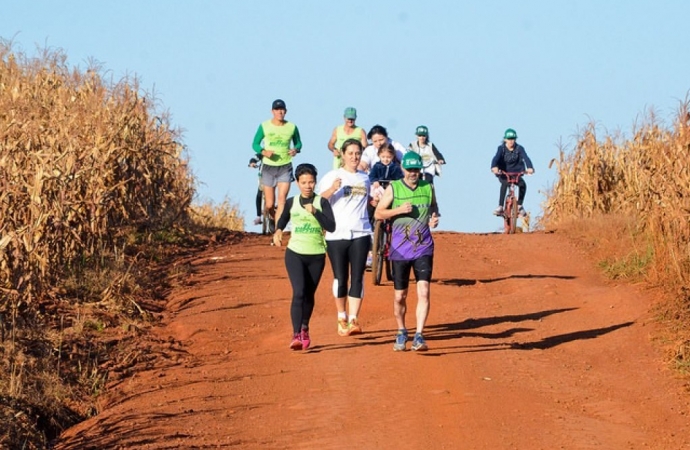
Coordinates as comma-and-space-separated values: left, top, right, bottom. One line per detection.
54, 232, 690, 450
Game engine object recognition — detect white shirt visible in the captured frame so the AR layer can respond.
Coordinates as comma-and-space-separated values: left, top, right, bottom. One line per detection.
361, 139, 406, 172
317, 168, 372, 240
409, 141, 439, 176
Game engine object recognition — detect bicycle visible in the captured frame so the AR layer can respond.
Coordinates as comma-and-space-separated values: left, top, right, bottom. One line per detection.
370, 179, 394, 285
498, 171, 525, 234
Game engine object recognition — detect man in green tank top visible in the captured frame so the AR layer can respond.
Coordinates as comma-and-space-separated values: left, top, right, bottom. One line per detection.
374, 152, 440, 352
252, 99, 303, 234
327, 107, 368, 170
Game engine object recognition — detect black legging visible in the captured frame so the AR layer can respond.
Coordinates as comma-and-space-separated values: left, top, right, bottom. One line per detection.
285, 248, 326, 333
255, 188, 262, 217
498, 176, 526, 207
326, 236, 370, 299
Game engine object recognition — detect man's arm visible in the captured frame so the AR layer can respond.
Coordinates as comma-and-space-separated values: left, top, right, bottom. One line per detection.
252, 124, 265, 154
374, 185, 412, 220
431, 143, 446, 163
359, 128, 368, 148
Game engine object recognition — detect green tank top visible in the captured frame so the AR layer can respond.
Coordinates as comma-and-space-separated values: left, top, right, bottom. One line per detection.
334, 125, 363, 150
287, 195, 327, 255
389, 180, 434, 260
332, 125, 363, 169
262, 120, 296, 167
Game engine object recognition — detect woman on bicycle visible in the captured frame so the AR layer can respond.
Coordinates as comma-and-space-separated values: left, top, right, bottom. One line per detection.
317, 138, 372, 337
273, 163, 336, 351
407, 125, 446, 184
490, 128, 534, 216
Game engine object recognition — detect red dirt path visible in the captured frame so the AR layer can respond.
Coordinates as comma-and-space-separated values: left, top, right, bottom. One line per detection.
54, 231, 690, 450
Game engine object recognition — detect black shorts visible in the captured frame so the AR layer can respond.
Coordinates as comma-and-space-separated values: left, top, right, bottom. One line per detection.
392, 255, 434, 290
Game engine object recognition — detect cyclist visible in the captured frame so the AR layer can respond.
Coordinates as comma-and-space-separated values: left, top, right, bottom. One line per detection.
359, 124, 406, 173
317, 138, 372, 337
273, 163, 336, 351
374, 152, 439, 352
407, 125, 446, 184
327, 107, 368, 170
490, 128, 534, 217
252, 99, 302, 232
248, 156, 263, 226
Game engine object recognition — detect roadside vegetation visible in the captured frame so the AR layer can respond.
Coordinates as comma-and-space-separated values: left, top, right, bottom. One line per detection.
541, 99, 690, 377
0, 42, 243, 449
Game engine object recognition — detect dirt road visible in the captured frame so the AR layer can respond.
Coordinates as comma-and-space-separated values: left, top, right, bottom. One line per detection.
54, 232, 690, 449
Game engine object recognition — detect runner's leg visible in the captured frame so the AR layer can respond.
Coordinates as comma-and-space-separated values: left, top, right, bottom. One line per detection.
346, 235, 369, 319
275, 181, 291, 227
302, 254, 326, 328
285, 249, 307, 334
263, 185, 276, 220
326, 240, 351, 317
412, 256, 433, 334
392, 260, 413, 330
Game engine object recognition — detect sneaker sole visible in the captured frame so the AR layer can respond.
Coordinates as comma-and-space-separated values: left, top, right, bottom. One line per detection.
393, 345, 407, 352
411, 344, 428, 352
290, 341, 303, 350
348, 327, 362, 335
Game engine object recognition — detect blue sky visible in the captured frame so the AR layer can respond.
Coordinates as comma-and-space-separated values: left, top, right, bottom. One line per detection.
2, 1, 689, 232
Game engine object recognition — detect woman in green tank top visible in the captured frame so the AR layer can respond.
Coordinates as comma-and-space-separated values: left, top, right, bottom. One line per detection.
327, 107, 368, 170
273, 164, 336, 351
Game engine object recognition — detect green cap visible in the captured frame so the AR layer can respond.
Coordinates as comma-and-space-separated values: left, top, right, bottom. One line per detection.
415, 125, 428, 136
401, 152, 423, 170
504, 128, 517, 139
344, 107, 357, 119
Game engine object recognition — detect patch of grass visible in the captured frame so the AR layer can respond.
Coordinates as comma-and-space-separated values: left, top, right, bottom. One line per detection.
598, 245, 653, 280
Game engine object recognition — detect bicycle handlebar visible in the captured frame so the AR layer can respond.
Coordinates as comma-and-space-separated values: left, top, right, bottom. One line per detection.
498, 171, 525, 184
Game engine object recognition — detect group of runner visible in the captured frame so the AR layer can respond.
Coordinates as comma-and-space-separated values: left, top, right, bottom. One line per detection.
251, 99, 534, 352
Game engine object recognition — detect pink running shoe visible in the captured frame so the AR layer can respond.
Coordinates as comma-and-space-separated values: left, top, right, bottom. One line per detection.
301, 328, 311, 350
289, 333, 302, 350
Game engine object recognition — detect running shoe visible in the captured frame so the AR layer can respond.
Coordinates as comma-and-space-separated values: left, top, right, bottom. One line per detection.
348, 318, 362, 335
411, 333, 428, 352
337, 318, 349, 336
253, 217, 262, 226
493, 206, 504, 216
301, 328, 311, 350
518, 206, 527, 217
289, 333, 302, 350
393, 329, 408, 352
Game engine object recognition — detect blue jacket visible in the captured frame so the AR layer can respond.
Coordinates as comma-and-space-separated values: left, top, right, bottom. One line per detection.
490, 143, 533, 173
369, 161, 404, 184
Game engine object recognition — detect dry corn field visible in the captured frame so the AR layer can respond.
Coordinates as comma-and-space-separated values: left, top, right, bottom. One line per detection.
0, 44, 195, 312
541, 100, 690, 362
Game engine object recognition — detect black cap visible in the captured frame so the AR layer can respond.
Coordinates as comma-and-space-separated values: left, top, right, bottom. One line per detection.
272, 99, 286, 110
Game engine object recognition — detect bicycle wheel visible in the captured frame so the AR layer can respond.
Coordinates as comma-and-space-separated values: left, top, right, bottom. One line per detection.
384, 225, 393, 281
503, 196, 512, 234
509, 195, 518, 234
371, 220, 385, 285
